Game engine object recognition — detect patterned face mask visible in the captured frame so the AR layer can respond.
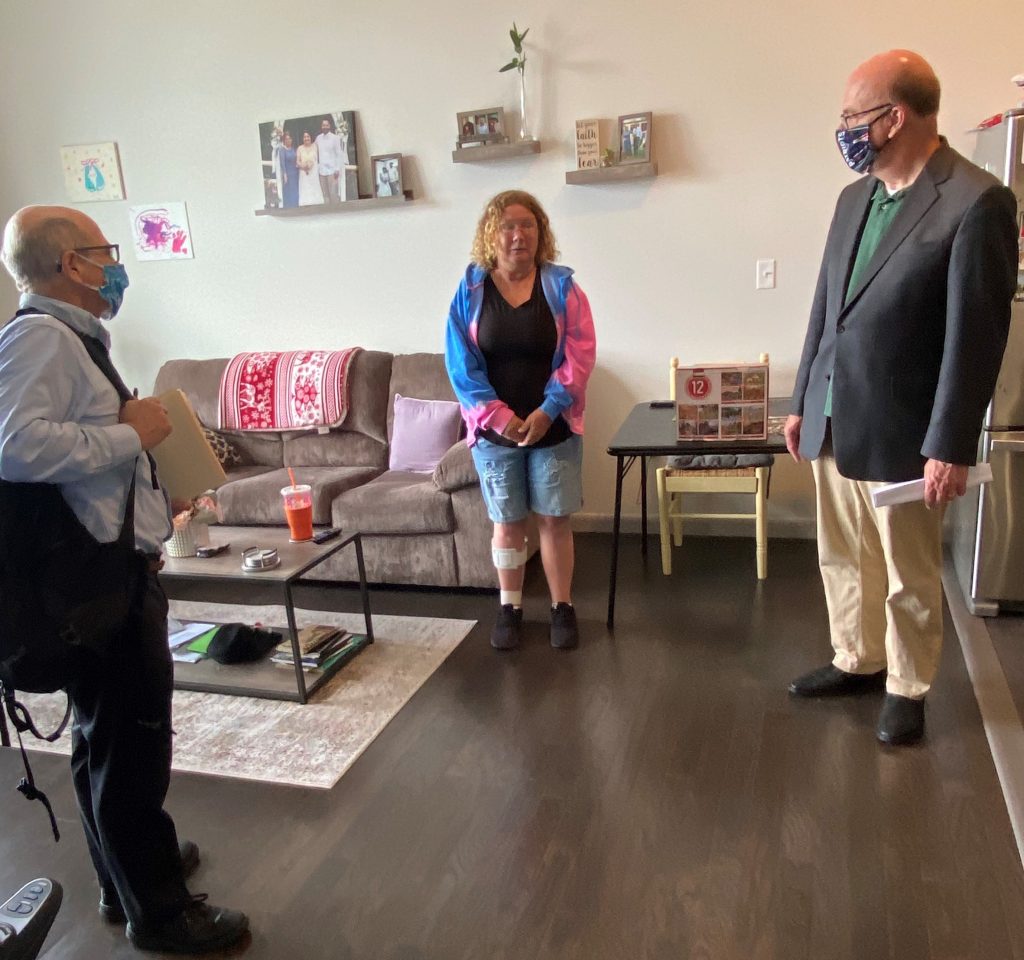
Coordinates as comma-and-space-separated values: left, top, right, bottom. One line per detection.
835, 106, 893, 174
80, 259, 130, 318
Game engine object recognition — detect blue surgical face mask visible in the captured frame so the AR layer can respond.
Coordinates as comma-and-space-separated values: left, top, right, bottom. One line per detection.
79, 258, 129, 319
835, 110, 892, 174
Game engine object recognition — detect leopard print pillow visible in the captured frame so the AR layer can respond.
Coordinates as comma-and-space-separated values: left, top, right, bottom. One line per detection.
203, 427, 244, 467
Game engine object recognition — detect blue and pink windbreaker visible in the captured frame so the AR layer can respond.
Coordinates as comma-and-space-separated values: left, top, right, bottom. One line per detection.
445, 263, 597, 446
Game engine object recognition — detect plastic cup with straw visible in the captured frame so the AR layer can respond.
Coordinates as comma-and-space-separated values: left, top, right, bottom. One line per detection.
281, 468, 313, 541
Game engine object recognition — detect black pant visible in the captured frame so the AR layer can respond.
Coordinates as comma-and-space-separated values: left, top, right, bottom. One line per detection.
68, 565, 190, 925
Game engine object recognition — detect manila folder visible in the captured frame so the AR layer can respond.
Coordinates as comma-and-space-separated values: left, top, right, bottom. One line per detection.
150, 390, 227, 501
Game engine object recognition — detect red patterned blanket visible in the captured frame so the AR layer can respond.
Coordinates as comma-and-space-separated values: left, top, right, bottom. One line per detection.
218, 349, 362, 431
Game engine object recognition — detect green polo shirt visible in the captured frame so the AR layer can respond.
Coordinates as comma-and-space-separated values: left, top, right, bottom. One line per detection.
824, 181, 907, 416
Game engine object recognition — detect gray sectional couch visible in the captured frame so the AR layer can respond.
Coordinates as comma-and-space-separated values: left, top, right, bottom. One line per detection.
153, 351, 500, 589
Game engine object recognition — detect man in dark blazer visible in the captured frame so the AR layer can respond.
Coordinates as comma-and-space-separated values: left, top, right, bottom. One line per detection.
785, 50, 1018, 745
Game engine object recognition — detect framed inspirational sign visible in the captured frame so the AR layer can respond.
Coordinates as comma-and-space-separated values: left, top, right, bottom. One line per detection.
674, 361, 769, 441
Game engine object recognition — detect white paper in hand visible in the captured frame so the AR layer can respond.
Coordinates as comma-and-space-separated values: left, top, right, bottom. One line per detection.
870, 463, 993, 508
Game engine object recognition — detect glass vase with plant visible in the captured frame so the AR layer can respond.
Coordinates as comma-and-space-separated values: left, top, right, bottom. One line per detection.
499, 22, 531, 141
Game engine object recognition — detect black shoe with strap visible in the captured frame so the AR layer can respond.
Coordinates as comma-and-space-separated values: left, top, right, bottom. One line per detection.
788, 663, 887, 697
126, 893, 249, 955
99, 839, 201, 923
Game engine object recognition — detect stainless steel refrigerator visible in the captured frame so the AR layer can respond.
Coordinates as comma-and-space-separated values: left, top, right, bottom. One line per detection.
949, 106, 1024, 615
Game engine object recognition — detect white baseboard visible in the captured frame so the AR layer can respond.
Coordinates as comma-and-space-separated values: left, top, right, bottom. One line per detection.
571, 512, 816, 539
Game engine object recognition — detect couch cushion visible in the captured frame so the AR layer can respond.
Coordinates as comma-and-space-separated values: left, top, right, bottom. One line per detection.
389, 394, 463, 473
386, 354, 460, 442
332, 471, 454, 535
666, 453, 775, 469
203, 427, 249, 467
154, 358, 227, 428
283, 429, 387, 470
432, 441, 479, 493
217, 466, 381, 526
339, 350, 393, 443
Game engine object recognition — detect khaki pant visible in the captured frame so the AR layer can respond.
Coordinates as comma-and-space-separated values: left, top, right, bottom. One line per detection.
811, 448, 944, 699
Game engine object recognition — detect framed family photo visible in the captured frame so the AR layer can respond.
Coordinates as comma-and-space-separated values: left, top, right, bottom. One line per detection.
258, 109, 358, 209
371, 154, 403, 198
617, 111, 652, 164
456, 107, 507, 145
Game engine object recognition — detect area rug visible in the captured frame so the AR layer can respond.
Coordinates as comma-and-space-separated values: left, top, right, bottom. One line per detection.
15, 601, 475, 790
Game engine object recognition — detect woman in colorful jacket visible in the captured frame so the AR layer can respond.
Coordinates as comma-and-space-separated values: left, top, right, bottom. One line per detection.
445, 190, 597, 651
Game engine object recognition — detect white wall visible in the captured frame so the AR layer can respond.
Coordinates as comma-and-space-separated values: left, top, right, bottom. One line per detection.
1, 0, 1020, 531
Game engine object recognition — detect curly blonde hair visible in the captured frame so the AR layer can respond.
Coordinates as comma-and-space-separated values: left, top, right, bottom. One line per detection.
470, 190, 558, 270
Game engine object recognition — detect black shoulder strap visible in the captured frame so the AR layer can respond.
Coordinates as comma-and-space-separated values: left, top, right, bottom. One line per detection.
12, 308, 158, 506
13, 306, 132, 400
8, 310, 142, 548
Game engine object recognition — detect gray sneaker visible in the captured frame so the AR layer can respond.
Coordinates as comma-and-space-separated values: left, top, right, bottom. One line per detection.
550, 603, 579, 650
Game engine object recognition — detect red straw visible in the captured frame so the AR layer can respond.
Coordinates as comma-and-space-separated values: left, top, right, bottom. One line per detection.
288, 467, 297, 490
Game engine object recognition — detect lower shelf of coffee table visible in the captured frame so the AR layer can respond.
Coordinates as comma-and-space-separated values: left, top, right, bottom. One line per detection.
173, 629, 370, 702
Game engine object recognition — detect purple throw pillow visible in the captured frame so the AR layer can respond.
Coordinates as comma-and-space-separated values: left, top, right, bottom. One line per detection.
389, 394, 463, 473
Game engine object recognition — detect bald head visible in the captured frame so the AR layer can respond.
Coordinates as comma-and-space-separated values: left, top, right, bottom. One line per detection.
849, 49, 941, 118
1, 205, 103, 293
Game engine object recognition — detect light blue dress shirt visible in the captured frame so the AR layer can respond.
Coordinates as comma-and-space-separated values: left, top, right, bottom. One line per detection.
0, 293, 172, 552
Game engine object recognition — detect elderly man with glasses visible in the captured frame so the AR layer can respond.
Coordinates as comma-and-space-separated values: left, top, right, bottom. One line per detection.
0, 205, 249, 953
785, 51, 1018, 745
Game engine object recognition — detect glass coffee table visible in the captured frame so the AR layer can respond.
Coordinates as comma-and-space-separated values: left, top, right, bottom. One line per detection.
160, 526, 373, 703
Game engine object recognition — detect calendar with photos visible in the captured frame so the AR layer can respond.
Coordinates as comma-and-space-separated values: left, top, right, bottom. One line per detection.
674, 362, 769, 441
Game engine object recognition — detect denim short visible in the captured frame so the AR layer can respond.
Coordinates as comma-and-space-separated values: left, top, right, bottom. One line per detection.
471, 433, 583, 524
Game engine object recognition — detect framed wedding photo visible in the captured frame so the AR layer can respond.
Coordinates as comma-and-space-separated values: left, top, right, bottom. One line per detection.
456, 107, 506, 145
617, 111, 652, 164
371, 153, 403, 198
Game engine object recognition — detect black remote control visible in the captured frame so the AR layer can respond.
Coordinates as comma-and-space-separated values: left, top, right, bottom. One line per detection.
312, 527, 342, 544
0, 878, 62, 960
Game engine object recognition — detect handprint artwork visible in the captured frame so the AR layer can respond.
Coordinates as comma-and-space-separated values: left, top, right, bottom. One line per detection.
129, 202, 195, 260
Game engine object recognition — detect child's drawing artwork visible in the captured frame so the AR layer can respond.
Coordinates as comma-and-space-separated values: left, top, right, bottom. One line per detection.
61, 142, 126, 202
129, 203, 194, 261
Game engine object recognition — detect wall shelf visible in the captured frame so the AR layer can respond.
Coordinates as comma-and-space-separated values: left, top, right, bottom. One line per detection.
451, 140, 541, 164
255, 192, 413, 217
565, 162, 658, 185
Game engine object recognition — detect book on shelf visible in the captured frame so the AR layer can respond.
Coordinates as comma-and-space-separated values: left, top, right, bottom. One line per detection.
276, 624, 345, 657
272, 629, 352, 667
272, 633, 368, 672
316, 635, 369, 673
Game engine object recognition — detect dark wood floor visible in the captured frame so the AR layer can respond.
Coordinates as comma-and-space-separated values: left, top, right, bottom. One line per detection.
3, 534, 1023, 959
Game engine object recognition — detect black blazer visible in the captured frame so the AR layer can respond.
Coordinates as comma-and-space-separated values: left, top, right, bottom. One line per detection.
792, 141, 1018, 481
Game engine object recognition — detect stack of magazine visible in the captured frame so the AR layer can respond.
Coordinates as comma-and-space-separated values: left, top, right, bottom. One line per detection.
271, 625, 364, 672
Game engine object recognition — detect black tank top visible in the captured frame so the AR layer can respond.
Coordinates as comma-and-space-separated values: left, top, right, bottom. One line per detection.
477, 272, 570, 449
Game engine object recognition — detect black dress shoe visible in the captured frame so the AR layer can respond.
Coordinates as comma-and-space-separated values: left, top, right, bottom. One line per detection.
127, 894, 249, 955
100, 839, 201, 923
788, 664, 887, 697
876, 693, 925, 746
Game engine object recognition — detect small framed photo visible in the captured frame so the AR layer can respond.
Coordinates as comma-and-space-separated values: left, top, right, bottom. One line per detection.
371, 154, 403, 198
456, 107, 506, 145
617, 111, 652, 165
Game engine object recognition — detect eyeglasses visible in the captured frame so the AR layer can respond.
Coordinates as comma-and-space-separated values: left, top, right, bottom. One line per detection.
55, 244, 120, 272
838, 103, 894, 131
498, 219, 538, 234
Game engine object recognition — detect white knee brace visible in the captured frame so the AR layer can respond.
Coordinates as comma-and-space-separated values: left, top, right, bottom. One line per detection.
492, 538, 528, 569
